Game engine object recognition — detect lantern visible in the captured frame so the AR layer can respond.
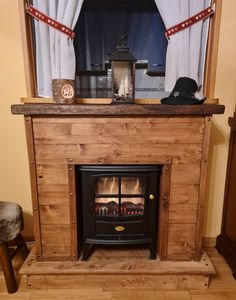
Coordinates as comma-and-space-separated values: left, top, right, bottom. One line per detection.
110, 45, 137, 104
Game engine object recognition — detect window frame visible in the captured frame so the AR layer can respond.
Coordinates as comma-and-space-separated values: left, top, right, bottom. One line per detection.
18, 0, 222, 103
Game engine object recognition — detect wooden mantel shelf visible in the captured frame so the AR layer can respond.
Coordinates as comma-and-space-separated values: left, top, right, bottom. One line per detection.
11, 103, 225, 116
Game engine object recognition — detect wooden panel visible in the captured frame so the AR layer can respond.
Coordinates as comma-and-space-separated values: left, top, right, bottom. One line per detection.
41, 225, 71, 259
68, 165, 78, 260
24, 117, 42, 259
35, 133, 203, 145
171, 164, 201, 185
33, 116, 205, 124
195, 117, 212, 260
30, 116, 206, 260
168, 223, 196, 261
170, 184, 199, 205
39, 205, 70, 225
27, 274, 209, 290
38, 184, 69, 206
204, 0, 223, 100
18, 0, 36, 97
168, 224, 196, 242
41, 243, 71, 258
21, 248, 215, 276
33, 122, 204, 145
158, 164, 171, 260
169, 204, 198, 224
41, 225, 71, 242
71, 122, 204, 135
167, 225, 196, 261
37, 164, 68, 186
35, 144, 202, 160
167, 242, 195, 261
36, 155, 194, 166
11, 103, 225, 116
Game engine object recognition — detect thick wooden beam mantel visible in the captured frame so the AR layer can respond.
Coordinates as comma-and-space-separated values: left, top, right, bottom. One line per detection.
11, 104, 225, 116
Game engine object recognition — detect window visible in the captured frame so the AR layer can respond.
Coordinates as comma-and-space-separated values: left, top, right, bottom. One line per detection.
74, 0, 168, 99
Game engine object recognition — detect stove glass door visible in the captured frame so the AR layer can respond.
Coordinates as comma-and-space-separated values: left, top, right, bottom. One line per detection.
94, 175, 146, 217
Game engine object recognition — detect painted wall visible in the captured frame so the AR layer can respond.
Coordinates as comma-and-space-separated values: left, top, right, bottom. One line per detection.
0, 0, 235, 239
203, 0, 236, 237
0, 1, 32, 237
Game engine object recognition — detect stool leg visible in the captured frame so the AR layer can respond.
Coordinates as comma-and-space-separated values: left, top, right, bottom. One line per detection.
0, 242, 17, 293
16, 234, 29, 259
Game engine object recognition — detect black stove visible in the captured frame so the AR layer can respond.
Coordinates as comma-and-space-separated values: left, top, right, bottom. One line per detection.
77, 165, 161, 260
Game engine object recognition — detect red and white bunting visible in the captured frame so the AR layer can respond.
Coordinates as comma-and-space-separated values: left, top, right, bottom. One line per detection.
165, 6, 215, 39
26, 4, 75, 39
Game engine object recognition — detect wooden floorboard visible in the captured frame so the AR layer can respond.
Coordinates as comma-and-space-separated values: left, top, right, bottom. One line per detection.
0, 248, 235, 299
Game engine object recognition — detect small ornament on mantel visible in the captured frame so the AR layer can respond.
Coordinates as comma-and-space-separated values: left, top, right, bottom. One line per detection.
110, 38, 137, 104
52, 79, 76, 104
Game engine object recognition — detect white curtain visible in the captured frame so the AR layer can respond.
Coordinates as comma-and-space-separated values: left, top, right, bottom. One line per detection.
33, 0, 84, 97
154, 0, 211, 93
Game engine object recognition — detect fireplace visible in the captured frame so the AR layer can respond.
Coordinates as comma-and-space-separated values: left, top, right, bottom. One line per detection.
77, 165, 162, 260
11, 104, 225, 289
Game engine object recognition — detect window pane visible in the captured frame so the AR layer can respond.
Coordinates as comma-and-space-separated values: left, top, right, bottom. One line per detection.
95, 198, 119, 216
95, 177, 119, 195
121, 197, 144, 216
121, 177, 144, 194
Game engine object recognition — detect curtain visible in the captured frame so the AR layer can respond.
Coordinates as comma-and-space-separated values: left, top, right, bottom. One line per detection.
154, 0, 211, 93
33, 0, 84, 97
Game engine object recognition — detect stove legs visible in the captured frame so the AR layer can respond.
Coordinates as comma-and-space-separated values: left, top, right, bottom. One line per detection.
149, 242, 157, 259
82, 242, 91, 261
82, 242, 157, 261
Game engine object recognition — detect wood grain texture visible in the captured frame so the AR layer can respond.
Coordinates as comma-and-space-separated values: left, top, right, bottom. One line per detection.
26, 274, 210, 290
204, 0, 223, 100
158, 164, 171, 260
27, 115, 210, 261
68, 165, 78, 260
195, 117, 212, 260
2, 247, 236, 296
18, 0, 36, 97
20, 247, 215, 276
24, 117, 42, 259
11, 104, 225, 116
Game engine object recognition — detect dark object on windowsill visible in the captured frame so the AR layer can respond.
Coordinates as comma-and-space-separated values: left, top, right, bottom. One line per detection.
161, 77, 206, 105
76, 70, 108, 77
146, 64, 165, 77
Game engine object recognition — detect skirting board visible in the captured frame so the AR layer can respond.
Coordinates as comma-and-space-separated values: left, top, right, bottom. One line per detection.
20, 246, 216, 290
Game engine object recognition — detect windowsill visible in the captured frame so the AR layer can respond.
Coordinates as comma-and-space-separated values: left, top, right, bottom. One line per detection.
20, 97, 219, 105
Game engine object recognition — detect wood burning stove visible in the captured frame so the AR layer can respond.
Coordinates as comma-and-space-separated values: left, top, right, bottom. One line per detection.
77, 165, 161, 260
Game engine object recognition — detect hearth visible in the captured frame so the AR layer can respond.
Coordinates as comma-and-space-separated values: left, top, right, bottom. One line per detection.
77, 165, 162, 260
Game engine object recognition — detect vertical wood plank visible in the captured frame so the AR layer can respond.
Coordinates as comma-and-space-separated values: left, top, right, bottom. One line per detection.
68, 163, 78, 260
195, 117, 212, 260
204, 0, 223, 100
158, 163, 171, 260
24, 116, 42, 259
18, 0, 37, 97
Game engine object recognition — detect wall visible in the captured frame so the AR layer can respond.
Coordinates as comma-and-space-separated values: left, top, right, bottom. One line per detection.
0, 1, 32, 237
203, 0, 236, 237
0, 0, 235, 239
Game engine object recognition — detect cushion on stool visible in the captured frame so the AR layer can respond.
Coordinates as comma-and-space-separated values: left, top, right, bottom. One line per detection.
0, 201, 24, 242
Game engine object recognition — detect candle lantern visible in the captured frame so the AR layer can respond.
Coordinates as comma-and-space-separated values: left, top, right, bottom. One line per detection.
110, 45, 137, 104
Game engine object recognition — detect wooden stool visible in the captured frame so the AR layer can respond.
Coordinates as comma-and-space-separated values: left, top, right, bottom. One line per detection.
0, 201, 29, 293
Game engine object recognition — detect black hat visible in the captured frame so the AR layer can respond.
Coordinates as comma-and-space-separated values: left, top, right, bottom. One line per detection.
161, 77, 206, 105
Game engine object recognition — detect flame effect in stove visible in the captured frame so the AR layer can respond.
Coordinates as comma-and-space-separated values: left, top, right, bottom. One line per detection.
95, 176, 144, 216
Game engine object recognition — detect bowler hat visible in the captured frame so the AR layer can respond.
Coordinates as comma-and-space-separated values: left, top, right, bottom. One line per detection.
161, 77, 206, 105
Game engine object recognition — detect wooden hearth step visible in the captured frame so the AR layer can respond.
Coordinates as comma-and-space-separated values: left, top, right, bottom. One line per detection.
19, 247, 216, 290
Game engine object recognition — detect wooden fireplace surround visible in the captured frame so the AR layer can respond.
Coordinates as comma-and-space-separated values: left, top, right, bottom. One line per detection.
12, 104, 225, 264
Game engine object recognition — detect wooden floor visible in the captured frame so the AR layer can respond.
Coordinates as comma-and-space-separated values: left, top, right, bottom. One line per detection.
0, 247, 235, 299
